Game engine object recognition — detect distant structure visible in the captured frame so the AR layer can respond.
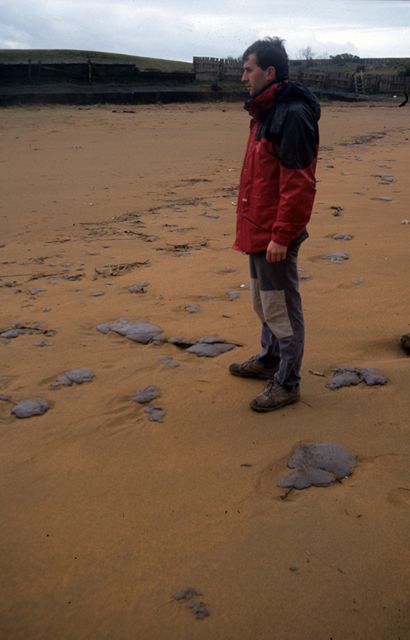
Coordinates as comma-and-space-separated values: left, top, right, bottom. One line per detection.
0, 61, 195, 85
193, 56, 410, 95
1, 55, 409, 105
193, 57, 242, 81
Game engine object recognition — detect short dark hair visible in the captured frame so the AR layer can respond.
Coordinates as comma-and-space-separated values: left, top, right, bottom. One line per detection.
243, 37, 289, 81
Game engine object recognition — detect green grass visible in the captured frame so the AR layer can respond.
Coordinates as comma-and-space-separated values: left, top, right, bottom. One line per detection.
0, 49, 193, 71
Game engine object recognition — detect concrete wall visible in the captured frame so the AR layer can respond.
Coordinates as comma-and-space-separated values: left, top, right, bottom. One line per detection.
290, 65, 410, 94
1, 58, 408, 97
193, 57, 242, 81
193, 56, 410, 94
295, 57, 410, 67
0, 62, 195, 85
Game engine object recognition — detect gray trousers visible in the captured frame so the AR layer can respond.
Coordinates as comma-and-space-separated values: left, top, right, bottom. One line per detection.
249, 231, 308, 389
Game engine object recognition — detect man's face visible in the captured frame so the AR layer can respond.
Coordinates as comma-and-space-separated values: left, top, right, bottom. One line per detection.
241, 53, 276, 97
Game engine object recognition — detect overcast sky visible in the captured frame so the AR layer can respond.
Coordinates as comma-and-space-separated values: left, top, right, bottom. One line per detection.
0, 0, 409, 61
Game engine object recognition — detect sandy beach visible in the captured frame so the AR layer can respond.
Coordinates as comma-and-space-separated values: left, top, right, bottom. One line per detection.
1, 99, 409, 639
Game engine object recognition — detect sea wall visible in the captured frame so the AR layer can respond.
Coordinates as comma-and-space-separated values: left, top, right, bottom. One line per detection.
0, 61, 195, 85
193, 56, 410, 94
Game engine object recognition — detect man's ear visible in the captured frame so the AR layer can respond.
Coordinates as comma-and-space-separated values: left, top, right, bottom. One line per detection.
266, 66, 277, 81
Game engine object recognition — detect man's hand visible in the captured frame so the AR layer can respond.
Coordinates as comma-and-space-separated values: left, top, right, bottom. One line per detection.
266, 240, 288, 263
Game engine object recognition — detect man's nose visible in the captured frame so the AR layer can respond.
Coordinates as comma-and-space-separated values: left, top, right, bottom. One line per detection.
241, 72, 247, 82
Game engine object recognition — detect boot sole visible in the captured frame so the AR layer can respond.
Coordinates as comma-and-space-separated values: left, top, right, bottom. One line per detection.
229, 368, 276, 380
249, 396, 300, 412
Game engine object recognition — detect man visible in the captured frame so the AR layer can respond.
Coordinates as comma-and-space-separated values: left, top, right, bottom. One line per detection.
230, 37, 320, 412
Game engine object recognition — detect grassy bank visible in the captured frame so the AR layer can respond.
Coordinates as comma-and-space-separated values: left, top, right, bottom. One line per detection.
0, 49, 193, 71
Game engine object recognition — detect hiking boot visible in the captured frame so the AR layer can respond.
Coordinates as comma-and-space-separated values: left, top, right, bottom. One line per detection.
250, 380, 300, 412
229, 355, 277, 380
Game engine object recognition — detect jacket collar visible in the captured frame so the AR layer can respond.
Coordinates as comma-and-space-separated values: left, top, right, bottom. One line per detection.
245, 81, 283, 120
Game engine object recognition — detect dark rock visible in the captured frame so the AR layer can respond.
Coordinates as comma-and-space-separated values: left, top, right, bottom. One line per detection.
1, 328, 21, 339
188, 601, 210, 620
0, 395, 11, 402
172, 587, 209, 620
0, 324, 55, 340
326, 367, 387, 389
226, 291, 240, 301
322, 253, 349, 263
400, 333, 410, 355
91, 291, 105, 297
332, 233, 353, 240
11, 398, 49, 418
144, 406, 166, 422
172, 587, 199, 601
168, 336, 196, 348
34, 341, 52, 347
288, 442, 356, 479
159, 356, 179, 368
63, 274, 83, 281
129, 282, 149, 294
360, 369, 388, 386
217, 267, 236, 274
187, 342, 235, 357
96, 319, 162, 344
132, 386, 161, 403
184, 304, 200, 313
277, 442, 356, 490
96, 323, 111, 334
95, 259, 150, 277
52, 368, 95, 388
326, 370, 362, 389
330, 206, 343, 216
372, 174, 396, 183
169, 334, 236, 357
278, 467, 335, 489
126, 323, 162, 343
198, 335, 228, 344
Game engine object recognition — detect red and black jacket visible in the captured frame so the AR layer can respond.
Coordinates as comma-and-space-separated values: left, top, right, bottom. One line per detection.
234, 81, 320, 253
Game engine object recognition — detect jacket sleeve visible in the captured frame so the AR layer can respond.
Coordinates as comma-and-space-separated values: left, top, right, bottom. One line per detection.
271, 103, 318, 246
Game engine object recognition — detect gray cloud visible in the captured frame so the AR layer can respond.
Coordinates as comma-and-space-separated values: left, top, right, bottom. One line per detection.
0, 0, 409, 60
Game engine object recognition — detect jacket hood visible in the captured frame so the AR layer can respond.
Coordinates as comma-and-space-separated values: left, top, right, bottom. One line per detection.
276, 81, 321, 121
244, 80, 320, 123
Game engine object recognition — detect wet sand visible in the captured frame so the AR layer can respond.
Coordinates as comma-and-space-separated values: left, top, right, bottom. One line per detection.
1, 101, 410, 639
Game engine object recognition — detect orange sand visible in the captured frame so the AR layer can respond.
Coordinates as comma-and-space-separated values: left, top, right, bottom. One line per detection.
0, 101, 410, 639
